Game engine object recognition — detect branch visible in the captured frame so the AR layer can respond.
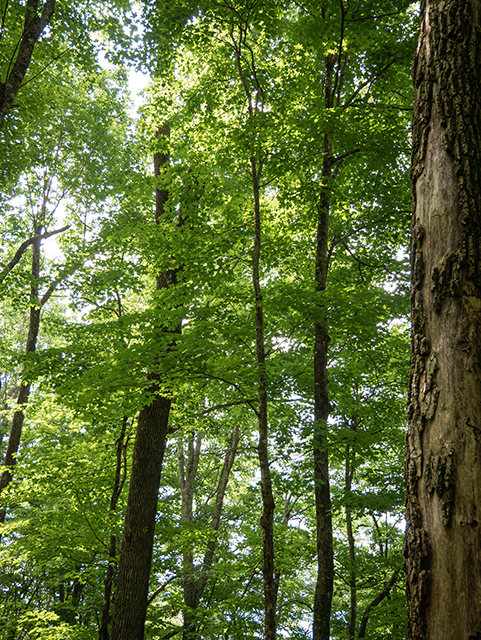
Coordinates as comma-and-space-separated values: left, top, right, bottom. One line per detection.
147, 574, 178, 606
357, 569, 400, 638
0, 224, 69, 285
342, 54, 407, 110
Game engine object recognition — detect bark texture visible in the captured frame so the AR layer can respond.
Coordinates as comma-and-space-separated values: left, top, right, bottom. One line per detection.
0, 0, 56, 128
405, 2, 481, 638
110, 124, 179, 640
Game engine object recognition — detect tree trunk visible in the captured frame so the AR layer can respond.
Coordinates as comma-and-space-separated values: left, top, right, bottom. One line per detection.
99, 417, 129, 640
0, 224, 42, 518
312, 158, 334, 640
110, 124, 179, 640
179, 426, 240, 640
0, 0, 56, 128
312, 123, 335, 640
405, 2, 481, 639
252, 164, 279, 640
344, 420, 357, 640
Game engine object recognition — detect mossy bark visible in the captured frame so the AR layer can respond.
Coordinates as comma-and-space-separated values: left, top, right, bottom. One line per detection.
405, 2, 481, 638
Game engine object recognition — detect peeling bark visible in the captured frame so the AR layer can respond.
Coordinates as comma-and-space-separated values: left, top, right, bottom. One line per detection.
405, 2, 481, 638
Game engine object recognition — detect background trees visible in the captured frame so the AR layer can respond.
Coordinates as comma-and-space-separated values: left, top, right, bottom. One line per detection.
0, 1, 417, 639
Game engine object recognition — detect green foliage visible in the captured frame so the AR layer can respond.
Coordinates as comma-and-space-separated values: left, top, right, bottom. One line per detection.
0, 1, 417, 638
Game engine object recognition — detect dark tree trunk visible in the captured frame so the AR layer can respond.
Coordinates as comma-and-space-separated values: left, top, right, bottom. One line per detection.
110, 124, 180, 640
109, 394, 173, 640
231, 20, 280, 638
0, 0, 56, 128
99, 417, 129, 640
251, 167, 280, 640
0, 225, 42, 518
312, 134, 334, 640
311, 52, 338, 640
405, 1, 481, 638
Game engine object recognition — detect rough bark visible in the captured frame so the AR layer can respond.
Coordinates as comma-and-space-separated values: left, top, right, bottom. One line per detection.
405, 2, 481, 639
110, 124, 179, 640
0, 0, 56, 128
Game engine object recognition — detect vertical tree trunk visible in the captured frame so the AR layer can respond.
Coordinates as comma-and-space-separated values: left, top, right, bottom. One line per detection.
110, 124, 180, 640
99, 417, 129, 640
179, 426, 240, 640
344, 419, 357, 640
0, 225, 42, 518
405, 2, 481, 638
251, 165, 280, 640
312, 134, 334, 640
311, 52, 338, 640
231, 21, 280, 638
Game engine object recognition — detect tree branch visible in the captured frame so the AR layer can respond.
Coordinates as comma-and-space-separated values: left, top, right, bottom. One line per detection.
0, 224, 69, 285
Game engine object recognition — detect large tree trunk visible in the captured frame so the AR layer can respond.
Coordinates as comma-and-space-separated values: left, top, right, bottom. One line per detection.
405, 2, 481, 638
110, 124, 179, 640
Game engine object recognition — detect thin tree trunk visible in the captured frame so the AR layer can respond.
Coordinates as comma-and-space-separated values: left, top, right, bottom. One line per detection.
312, 130, 334, 640
405, 1, 481, 638
0, 0, 56, 128
251, 164, 279, 640
99, 416, 129, 640
180, 431, 202, 640
0, 225, 42, 519
356, 570, 400, 639
179, 426, 240, 640
344, 418, 357, 640
231, 22, 279, 639
110, 124, 180, 640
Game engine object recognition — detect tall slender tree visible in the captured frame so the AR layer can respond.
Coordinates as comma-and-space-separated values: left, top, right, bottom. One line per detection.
405, 1, 481, 638
110, 123, 181, 640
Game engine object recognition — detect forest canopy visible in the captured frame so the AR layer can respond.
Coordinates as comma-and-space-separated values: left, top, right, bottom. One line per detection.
0, 1, 418, 639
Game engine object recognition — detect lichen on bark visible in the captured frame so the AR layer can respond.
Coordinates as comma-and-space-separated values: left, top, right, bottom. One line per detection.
406, 1, 481, 638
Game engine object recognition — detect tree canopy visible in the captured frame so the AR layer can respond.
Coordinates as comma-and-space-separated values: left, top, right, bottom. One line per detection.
0, 1, 418, 639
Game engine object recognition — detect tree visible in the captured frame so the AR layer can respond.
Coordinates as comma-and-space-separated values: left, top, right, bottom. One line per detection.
0, 2, 418, 639
405, 1, 481, 638
0, 0, 56, 128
